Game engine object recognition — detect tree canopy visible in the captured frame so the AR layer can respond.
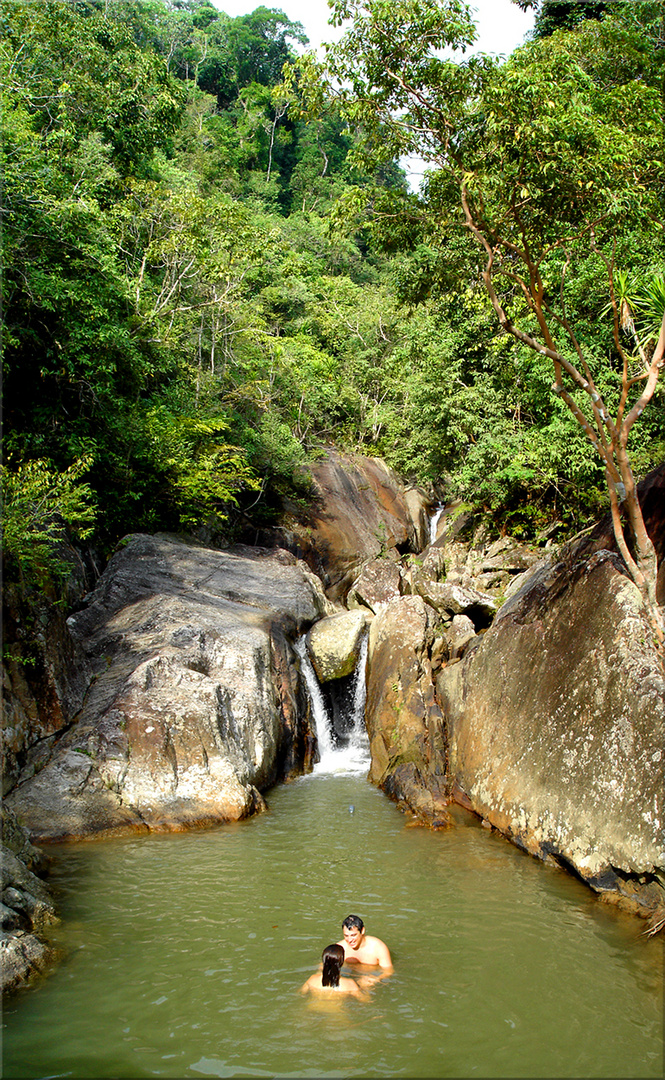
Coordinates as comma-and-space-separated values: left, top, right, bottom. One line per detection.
2, 0, 663, 611
284, 0, 664, 625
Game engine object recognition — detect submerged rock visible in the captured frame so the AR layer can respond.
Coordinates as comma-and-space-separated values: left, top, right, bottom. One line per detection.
6, 535, 325, 841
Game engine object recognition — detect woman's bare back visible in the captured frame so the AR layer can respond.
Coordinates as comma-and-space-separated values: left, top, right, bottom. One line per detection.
299, 972, 368, 1000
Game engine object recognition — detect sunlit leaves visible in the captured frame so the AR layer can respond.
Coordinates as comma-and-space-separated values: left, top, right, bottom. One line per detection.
1, 456, 97, 585
143, 407, 258, 528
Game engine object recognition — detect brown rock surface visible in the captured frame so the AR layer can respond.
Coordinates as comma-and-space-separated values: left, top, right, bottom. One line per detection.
437, 552, 665, 918
365, 596, 450, 824
277, 450, 431, 601
6, 535, 325, 842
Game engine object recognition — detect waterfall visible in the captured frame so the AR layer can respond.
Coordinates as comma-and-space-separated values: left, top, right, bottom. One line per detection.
295, 633, 370, 775
347, 631, 369, 764
294, 636, 335, 760
429, 504, 445, 545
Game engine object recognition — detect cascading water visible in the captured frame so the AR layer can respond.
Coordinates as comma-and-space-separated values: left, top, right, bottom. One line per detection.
345, 631, 370, 768
295, 633, 370, 775
429, 504, 445, 544
294, 636, 334, 759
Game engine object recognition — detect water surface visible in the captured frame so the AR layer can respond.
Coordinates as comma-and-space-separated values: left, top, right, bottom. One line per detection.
3, 768, 663, 1079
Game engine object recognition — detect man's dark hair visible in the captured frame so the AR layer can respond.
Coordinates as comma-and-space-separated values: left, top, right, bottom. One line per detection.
342, 914, 364, 931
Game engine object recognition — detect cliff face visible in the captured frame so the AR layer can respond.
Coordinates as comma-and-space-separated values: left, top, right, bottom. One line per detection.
266, 449, 431, 601
5, 535, 327, 842
437, 551, 664, 920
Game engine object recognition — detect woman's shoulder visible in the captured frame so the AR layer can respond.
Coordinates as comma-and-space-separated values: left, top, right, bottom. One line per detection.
300, 973, 323, 992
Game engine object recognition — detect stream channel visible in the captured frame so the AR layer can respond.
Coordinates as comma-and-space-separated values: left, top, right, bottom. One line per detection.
3, 642, 664, 1079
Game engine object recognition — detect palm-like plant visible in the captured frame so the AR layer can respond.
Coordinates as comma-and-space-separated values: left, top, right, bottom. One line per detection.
605, 269, 665, 365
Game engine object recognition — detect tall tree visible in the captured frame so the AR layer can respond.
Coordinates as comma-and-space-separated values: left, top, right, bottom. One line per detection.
285, 0, 665, 638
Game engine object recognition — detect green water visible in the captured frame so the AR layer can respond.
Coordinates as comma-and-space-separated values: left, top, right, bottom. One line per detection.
3, 772, 663, 1079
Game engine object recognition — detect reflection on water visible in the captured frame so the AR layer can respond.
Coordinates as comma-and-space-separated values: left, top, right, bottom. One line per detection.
2, 770, 663, 1079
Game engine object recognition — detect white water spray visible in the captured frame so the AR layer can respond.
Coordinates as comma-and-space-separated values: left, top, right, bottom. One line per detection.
429, 504, 445, 545
294, 636, 335, 760
295, 633, 370, 775
347, 632, 369, 765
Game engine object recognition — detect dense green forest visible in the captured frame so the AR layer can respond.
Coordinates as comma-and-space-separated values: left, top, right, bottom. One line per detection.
2, 0, 664, 587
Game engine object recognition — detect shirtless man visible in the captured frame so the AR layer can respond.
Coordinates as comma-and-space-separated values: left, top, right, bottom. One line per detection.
337, 914, 393, 977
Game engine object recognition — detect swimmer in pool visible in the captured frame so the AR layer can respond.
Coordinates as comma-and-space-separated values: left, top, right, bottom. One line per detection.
337, 914, 393, 981
300, 943, 368, 999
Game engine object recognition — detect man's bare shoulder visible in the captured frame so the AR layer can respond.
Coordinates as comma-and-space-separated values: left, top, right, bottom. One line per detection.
366, 935, 393, 969
365, 934, 386, 948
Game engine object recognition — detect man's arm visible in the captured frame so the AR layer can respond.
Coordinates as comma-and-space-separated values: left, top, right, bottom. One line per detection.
374, 937, 393, 972
356, 937, 393, 983
349, 980, 370, 1002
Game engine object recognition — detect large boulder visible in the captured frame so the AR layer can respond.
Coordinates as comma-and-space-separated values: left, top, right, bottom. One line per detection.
437, 549, 665, 920
347, 559, 403, 613
275, 450, 431, 601
6, 535, 326, 842
404, 488, 431, 551
306, 609, 370, 683
365, 595, 450, 825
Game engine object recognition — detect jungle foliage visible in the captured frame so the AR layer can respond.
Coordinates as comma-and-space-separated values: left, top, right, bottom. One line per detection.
2, 0, 664, 586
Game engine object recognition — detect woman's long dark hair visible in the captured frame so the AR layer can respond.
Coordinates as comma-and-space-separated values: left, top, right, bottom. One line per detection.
321, 943, 345, 988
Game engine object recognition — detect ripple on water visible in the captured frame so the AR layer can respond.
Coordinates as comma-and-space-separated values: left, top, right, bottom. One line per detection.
3, 776, 663, 1080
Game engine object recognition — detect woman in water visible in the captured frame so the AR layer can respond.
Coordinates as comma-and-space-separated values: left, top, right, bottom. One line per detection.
300, 943, 368, 999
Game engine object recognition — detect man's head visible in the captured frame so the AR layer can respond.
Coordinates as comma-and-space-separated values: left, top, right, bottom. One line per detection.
342, 914, 364, 950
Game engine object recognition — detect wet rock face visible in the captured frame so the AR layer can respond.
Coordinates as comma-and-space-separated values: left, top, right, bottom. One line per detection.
365, 596, 451, 825
276, 450, 431, 601
6, 535, 325, 842
437, 553, 665, 919
1, 805, 58, 995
